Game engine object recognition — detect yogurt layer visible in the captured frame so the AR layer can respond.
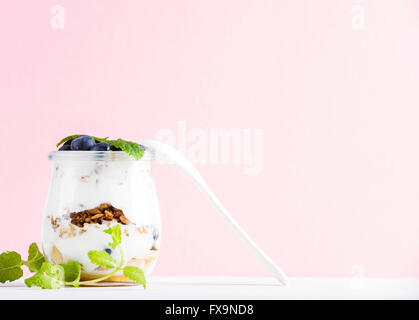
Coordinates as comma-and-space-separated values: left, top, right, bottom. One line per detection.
43, 217, 159, 275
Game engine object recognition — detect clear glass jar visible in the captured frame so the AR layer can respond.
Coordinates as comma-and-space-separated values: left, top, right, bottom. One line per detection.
42, 151, 161, 283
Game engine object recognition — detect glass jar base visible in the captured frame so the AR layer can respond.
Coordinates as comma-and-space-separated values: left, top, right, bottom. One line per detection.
79, 274, 139, 286
78, 281, 139, 287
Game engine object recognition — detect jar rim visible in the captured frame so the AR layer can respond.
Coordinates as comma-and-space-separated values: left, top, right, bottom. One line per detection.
48, 150, 155, 162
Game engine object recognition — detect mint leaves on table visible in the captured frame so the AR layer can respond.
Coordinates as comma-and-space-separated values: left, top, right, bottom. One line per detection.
25, 243, 45, 273
61, 261, 81, 285
0, 242, 45, 283
56, 135, 145, 160
0, 225, 146, 289
25, 262, 64, 289
0, 252, 24, 283
123, 266, 146, 288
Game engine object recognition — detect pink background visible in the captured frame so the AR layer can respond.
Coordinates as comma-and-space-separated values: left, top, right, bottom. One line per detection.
1, 0, 419, 278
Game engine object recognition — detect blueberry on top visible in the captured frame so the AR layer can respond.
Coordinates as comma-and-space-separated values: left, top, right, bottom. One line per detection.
90, 142, 110, 151
104, 248, 112, 255
70, 135, 96, 151
58, 144, 71, 151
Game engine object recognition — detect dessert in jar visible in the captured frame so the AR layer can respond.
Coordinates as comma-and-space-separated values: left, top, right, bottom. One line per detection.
42, 136, 161, 283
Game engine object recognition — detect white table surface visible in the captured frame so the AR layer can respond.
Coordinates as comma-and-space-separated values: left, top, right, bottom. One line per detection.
1, 277, 418, 300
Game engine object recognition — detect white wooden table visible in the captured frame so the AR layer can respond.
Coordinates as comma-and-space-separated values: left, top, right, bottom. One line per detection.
0, 277, 418, 300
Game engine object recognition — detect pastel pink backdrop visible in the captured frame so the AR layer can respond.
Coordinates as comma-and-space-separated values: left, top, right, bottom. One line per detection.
1, 0, 419, 278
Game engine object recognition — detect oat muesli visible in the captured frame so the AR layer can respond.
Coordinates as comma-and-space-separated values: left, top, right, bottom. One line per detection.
70, 203, 131, 227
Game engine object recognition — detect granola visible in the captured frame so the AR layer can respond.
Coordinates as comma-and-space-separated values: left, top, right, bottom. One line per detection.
70, 203, 131, 227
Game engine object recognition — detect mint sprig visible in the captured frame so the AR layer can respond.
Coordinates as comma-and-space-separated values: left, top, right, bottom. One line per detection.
0, 243, 45, 283
83, 225, 146, 288
56, 135, 82, 147
0, 226, 146, 289
25, 263, 64, 289
24, 243, 45, 273
106, 139, 145, 160
104, 224, 122, 249
0, 252, 24, 283
61, 261, 81, 286
123, 266, 146, 288
56, 135, 145, 160
88, 250, 117, 269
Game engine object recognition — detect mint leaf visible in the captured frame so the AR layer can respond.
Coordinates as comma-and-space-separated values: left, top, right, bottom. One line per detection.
123, 266, 146, 288
88, 250, 117, 269
24, 262, 64, 289
106, 139, 145, 160
56, 134, 82, 147
0, 251, 23, 283
61, 261, 81, 286
104, 224, 122, 249
24, 243, 45, 273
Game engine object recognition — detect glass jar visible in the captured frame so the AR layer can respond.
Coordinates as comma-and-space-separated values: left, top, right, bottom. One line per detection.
42, 151, 161, 283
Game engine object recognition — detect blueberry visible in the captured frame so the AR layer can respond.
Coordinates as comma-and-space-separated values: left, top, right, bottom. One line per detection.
104, 248, 112, 255
70, 135, 96, 151
59, 144, 71, 151
90, 142, 110, 151
152, 227, 159, 241
140, 144, 146, 151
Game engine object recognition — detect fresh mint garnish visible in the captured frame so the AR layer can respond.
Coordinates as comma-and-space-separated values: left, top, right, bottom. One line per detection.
24, 243, 45, 273
25, 262, 64, 289
56, 135, 144, 160
106, 139, 145, 160
56, 135, 82, 147
0, 224, 146, 289
104, 224, 122, 249
123, 266, 146, 288
0, 251, 24, 283
0, 243, 45, 283
88, 250, 117, 269
61, 261, 81, 286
